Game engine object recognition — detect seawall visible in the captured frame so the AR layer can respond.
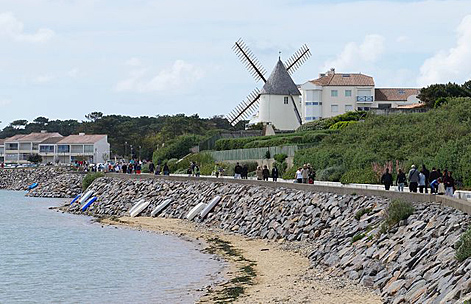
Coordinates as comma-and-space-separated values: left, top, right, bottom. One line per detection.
64, 175, 471, 303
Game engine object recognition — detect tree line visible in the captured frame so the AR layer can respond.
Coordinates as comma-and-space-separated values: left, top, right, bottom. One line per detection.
0, 113, 245, 160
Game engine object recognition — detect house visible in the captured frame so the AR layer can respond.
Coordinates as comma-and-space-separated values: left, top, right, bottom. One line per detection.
48, 133, 110, 164
299, 68, 420, 122
2, 131, 110, 164
3, 132, 63, 164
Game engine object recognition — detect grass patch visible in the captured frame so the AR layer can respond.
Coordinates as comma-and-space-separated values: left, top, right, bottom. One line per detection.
379, 199, 414, 234
455, 227, 471, 262
354, 207, 373, 221
82, 172, 105, 191
351, 233, 365, 243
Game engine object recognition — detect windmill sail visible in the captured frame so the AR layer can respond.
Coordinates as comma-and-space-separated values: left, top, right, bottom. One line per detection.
233, 39, 267, 83
289, 95, 303, 126
226, 88, 261, 126
285, 44, 311, 75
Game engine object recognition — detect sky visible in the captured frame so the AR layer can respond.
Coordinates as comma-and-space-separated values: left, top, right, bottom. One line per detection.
1, 0, 471, 128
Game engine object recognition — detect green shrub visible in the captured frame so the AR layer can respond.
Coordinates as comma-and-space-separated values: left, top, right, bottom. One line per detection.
351, 233, 365, 243
274, 153, 288, 163
82, 172, 105, 191
455, 227, 471, 262
340, 168, 378, 184
167, 158, 178, 172
296, 111, 367, 132
153, 134, 201, 163
316, 165, 344, 182
176, 152, 214, 171
282, 166, 297, 180
329, 120, 358, 130
380, 200, 415, 233
141, 163, 150, 173
354, 207, 373, 221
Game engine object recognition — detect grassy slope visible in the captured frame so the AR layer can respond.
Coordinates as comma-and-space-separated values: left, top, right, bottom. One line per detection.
293, 98, 471, 187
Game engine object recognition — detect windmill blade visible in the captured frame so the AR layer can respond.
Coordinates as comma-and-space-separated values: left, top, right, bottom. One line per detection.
233, 39, 267, 83
285, 44, 311, 75
289, 95, 303, 126
226, 88, 261, 126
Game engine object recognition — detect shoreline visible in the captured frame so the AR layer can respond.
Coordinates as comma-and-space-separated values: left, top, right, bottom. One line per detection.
101, 216, 382, 304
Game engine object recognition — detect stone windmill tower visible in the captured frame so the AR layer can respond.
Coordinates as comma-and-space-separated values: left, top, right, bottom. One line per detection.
226, 39, 311, 130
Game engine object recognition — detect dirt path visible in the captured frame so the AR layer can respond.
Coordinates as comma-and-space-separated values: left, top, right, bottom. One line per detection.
102, 217, 382, 304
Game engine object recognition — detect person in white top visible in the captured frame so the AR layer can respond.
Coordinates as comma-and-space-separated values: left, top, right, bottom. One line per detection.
295, 168, 303, 183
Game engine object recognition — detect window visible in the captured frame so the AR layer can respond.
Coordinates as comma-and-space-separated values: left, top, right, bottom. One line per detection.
57, 145, 70, 153
6, 143, 18, 150
305, 102, 320, 106
331, 105, 339, 113
84, 145, 94, 153
345, 90, 352, 97
39, 145, 54, 153
345, 105, 354, 112
331, 90, 338, 97
284, 97, 289, 104
358, 107, 371, 111
305, 117, 319, 121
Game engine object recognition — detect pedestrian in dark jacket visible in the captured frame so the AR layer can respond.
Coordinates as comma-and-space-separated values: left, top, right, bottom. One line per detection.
408, 165, 420, 192
271, 166, 279, 182
381, 168, 393, 190
241, 164, 248, 179
234, 162, 242, 179
429, 167, 439, 184
396, 169, 406, 191
163, 164, 169, 175
262, 165, 270, 181
148, 162, 155, 174
421, 164, 430, 193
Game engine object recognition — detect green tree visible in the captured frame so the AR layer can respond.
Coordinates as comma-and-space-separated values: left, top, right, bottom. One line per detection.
85, 112, 103, 122
27, 154, 42, 164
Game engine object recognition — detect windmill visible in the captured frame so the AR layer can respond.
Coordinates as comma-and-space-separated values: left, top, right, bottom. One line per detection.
226, 39, 311, 130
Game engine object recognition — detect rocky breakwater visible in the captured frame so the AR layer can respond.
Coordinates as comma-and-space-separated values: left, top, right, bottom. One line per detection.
66, 176, 471, 303
0, 167, 83, 198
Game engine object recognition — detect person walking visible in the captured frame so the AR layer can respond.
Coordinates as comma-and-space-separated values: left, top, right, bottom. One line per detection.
163, 163, 169, 176
262, 165, 270, 181
234, 162, 242, 179
429, 167, 439, 186
301, 164, 309, 184
381, 168, 393, 190
396, 169, 406, 192
155, 163, 161, 175
418, 171, 426, 193
445, 171, 455, 197
241, 164, 248, 179
148, 162, 155, 174
408, 165, 420, 193
194, 164, 200, 177
256, 166, 263, 181
271, 166, 279, 182
295, 167, 303, 183
421, 165, 430, 193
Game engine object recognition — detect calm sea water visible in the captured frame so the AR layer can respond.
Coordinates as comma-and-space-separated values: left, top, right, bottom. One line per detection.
0, 190, 223, 304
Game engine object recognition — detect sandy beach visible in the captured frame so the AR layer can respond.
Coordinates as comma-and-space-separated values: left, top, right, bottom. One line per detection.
102, 216, 382, 304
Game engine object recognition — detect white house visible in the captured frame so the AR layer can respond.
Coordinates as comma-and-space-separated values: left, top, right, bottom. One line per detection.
299, 68, 420, 122
258, 59, 303, 131
2, 131, 110, 164
0, 139, 4, 163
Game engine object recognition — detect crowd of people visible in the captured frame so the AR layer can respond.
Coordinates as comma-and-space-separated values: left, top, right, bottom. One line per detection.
381, 164, 456, 196
295, 164, 316, 184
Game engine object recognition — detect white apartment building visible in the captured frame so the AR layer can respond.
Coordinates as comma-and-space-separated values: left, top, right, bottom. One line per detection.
299, 68, 420, 122
0, 139, 4, 163
2, 131, 110, 164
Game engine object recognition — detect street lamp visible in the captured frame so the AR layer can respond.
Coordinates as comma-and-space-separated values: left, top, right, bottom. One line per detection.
138, 145, 141, 161
124, 141, 128, 161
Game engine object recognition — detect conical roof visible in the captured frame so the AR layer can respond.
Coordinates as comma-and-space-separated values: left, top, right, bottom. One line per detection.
261, 59, 300, 95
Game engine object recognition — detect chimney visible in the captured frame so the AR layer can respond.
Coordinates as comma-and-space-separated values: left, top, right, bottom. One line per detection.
319, 73, 326, 78
327, 68, 335, 75
79, 133, 85, 136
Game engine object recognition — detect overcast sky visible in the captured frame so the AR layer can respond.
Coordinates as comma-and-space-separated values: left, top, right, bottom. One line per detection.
1, 0, 471, 128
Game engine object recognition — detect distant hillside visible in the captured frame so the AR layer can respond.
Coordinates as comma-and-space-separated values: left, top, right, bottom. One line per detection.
292, 97, 471, 187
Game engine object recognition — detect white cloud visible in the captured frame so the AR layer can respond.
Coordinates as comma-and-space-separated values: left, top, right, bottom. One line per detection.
322, 34, 386, 72
34, 74, 55, 83
125, 57, 142, 67
0, 12, 54, 43
115, 60, 205, 93
0, 99, 11, 106
67, 68, 80, 78
417, 15, 471, 86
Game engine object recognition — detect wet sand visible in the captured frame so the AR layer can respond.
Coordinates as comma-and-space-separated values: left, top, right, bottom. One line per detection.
102, 217, 382, 304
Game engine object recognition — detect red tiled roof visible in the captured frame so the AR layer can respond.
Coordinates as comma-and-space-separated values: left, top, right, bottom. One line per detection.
375, 88, 420, 101
17, 132, 62, 142
310, 73, 374, 86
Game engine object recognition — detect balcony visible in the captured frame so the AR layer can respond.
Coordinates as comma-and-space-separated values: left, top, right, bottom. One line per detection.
357, 96, 374, 103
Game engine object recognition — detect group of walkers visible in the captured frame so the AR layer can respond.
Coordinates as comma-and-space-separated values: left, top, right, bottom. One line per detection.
381, 164, 456, 196
186, 161, 201, 177
295, 164, 316, 184
233, 162, 280, 181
